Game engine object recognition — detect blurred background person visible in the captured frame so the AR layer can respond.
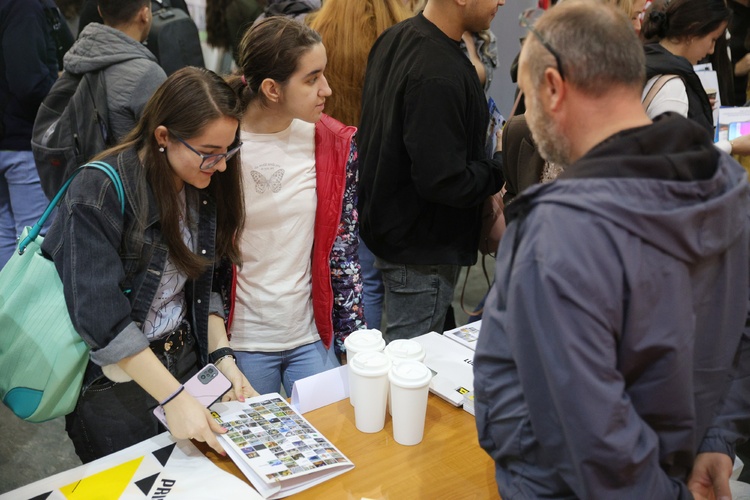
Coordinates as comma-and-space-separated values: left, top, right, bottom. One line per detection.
729, 0, 750, 106
641, 0, 730, 135
252, 0, 320, 26
306, 0, 411, 331
0, 0, 69, 268
205, 0, 265, 74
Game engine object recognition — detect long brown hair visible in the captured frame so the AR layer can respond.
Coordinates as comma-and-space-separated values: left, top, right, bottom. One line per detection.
227, 17, 323, 110
306, 0, 411, 126
97, 67, 245, 278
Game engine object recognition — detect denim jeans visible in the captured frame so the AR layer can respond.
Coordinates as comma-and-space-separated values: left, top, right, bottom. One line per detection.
0, 150, 52, 268
65, 330, 199, 463
375, 257, 461, 343
359, 237, 384, 330
234, 340, 340, 396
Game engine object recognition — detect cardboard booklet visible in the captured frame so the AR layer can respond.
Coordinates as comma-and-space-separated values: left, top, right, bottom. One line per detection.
210, 394, 354, 499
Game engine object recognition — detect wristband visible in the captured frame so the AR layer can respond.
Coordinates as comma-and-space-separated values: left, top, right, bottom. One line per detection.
214, 354, 235, 367
209, 347, 234, 365
159, 385, 184, 407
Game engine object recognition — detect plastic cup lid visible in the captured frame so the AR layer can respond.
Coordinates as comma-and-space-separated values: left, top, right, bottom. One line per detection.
388, 360, 432, 388
385, 339, 425, 361
344, 329, 385, 353
349, 351, 391, 377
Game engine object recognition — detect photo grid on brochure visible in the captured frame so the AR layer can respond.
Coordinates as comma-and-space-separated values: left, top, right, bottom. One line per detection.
211, 394, 353, 485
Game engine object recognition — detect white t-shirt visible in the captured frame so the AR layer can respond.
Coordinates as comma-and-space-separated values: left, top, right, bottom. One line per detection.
230, 119, 320, 351
642, 75, 690, 119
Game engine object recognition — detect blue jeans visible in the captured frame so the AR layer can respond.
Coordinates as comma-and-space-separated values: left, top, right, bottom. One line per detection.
375, 257, 461, 343
234, 340, 340, 396
359, 237, 384, 330
0, 150, 52, 268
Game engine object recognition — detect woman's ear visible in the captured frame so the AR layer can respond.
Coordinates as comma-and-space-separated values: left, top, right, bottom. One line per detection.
260, 78, 281, 104
154, 125, 169, 148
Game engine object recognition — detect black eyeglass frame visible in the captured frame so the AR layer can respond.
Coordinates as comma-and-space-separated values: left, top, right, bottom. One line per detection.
519, 8, 566, 81
170, 132, 243, 171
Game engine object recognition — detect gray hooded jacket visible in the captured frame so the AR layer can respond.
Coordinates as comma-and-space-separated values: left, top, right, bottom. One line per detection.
474, 113, 750, 499
63, 23, 166, 142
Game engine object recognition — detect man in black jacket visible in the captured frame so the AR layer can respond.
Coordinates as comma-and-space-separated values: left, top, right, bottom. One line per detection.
357, 0, 504, 342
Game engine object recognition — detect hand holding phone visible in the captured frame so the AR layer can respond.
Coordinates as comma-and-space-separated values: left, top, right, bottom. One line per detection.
153, 363, 232, 429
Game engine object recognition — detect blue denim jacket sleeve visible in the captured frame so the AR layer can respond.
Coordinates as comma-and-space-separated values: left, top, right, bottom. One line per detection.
42, 167, 150, 366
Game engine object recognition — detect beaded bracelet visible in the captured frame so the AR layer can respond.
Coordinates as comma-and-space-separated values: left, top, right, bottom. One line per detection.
159, 385, 184, 407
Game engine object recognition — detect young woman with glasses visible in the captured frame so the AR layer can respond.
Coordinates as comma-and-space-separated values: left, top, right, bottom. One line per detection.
41, 66, 257, 463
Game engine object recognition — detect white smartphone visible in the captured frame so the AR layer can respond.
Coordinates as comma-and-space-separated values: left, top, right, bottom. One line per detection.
153, 363, 232, 429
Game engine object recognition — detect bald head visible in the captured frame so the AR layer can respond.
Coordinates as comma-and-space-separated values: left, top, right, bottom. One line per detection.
521, 0, 645, 97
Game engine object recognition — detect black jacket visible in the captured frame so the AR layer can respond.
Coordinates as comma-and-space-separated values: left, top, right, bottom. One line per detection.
644, 43, 714, 136
357, 13, 503, 266
0, 0, 60, 150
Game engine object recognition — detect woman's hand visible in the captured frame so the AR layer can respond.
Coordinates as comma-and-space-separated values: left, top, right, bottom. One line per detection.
163, 390, 228, 456
216, 357, 259, 401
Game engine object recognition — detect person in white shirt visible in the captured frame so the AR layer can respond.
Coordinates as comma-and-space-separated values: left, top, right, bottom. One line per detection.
641, 0, 750, 154
222, 17, 365, 395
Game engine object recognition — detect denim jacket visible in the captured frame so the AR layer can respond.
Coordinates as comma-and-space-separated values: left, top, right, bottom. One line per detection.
41, 149, 225, 379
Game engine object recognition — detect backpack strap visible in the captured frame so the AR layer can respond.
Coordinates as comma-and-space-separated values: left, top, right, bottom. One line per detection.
18, 161, 124, 254
81, 71, 113, 148
642, 74, 680, 111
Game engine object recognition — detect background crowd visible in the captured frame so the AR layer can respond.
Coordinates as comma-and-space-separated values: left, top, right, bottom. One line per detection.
3, 0, 750, 497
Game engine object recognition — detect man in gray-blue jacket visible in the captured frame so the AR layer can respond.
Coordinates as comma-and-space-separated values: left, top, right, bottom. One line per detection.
474, 1, 750, 498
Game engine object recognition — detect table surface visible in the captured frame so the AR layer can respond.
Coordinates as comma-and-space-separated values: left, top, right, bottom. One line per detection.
196, 394, 500, 499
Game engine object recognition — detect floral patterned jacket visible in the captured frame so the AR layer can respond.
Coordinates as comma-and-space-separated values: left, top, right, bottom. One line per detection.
217, 114, 365, 356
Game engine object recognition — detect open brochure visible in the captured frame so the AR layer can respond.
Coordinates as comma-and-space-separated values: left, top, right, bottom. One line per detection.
211, 394, 354, 499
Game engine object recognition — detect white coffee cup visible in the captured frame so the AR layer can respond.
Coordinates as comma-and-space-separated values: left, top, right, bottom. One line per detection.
384, 339, 426, 365
388, 360, 433, 446
344, 329, 386, 406
349, 351, 392, 433
384, 339, 426, 414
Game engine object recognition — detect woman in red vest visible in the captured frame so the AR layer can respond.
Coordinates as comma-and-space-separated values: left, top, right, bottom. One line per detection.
223, 17, 365, 395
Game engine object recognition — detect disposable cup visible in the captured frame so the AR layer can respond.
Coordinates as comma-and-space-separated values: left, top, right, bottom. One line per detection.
349, 351, 391, 433
384, 339, 426, 365
384, 339, 426, 414
388, 360, 433, 445
345, 329, 385, 406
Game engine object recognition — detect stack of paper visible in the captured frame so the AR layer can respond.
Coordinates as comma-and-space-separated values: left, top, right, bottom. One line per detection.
413, 332, 475, 407
462, 391, 475, 416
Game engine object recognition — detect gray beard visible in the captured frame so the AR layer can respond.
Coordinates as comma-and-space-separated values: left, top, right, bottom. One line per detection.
541, 162, 564, 183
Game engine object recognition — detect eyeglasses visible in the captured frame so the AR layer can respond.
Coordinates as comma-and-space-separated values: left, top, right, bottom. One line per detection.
519, 8, 565, 81
170, 132, 242, 171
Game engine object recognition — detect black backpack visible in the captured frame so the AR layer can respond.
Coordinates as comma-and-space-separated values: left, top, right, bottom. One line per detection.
31, 70, 113, 200
148, 0, 205, 75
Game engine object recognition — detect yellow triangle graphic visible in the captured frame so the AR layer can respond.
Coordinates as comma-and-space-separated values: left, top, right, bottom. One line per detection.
60, 456, 144, 499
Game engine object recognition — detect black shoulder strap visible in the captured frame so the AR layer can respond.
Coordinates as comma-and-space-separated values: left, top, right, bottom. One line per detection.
81, 70, 113, 147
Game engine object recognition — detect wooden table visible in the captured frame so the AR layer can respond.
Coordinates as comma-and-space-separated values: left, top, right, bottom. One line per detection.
197, 394, 500, 499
